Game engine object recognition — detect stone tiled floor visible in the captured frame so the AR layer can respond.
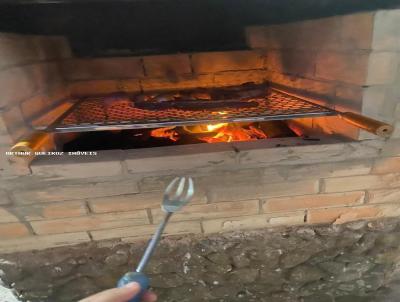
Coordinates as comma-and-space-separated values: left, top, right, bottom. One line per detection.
1, 218, 400, 302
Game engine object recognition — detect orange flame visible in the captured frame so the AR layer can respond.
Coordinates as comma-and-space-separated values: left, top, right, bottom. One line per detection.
200, 123, 267, 143
206, 123, 227, 132
150, 127, 179, 141
150, 123, 267, 143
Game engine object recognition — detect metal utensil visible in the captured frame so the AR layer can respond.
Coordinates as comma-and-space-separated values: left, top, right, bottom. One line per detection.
117, 177, 194, 302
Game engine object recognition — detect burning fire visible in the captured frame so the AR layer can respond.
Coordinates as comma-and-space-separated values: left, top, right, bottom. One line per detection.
150, 127, 179, 142
150, 122, 267, 143
200, 123, 267, 143
206, 123, 226, 132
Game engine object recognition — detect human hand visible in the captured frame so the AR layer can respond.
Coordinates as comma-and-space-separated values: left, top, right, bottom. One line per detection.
79, 282, 157, 302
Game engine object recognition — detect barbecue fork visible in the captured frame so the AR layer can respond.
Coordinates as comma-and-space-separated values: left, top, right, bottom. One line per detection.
117, 177, 194, 302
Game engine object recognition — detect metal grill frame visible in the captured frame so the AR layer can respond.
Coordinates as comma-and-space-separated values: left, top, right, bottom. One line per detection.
40, 88, 337, 133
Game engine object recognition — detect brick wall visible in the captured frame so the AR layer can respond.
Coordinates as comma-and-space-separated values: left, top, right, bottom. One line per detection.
0, 33, 72, 176
246, 10, 400, 141
0, 10, 399, 253
63, 50, 267, 96
1, 136, 400, 253
60, 11, 399, 142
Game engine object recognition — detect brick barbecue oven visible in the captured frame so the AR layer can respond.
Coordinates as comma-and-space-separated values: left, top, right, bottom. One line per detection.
0, 1, 400, 301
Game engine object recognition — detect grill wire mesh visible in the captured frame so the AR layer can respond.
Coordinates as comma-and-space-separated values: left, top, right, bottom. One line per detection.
47, 89, 335, 133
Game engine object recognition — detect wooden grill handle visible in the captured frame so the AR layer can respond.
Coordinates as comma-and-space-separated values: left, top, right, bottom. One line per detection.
10, 132, 54, 156
339, 112, 393, 138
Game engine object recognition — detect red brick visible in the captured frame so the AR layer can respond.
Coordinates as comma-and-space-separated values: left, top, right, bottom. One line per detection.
246, 16, 341, 51
0, 207, 19, 223
41, 87, 71, 106
69, 80, 118, 95
263, 191, 365, 213
69, 79, 141, 96
268, 214, 306, 226
20, 94, 48, 121
214, 70, 266, 86
33, 62, 64, 92
291, 17, 342, 50
202, 212, 305, 233
12, 179, 140, 204
0, 222, 30, 239
265, 50, 316, 77
125, 143, 236, 174
335, 85, 363, 103
248, 13, 374, 52
208, 179, 319, 202
14, 201, 87, 221
235, 140, 351, 166
0, 67, 39, 108
191, 51, 264, 73
143, 54, 191, 77
0, 33, 40, 69
334, 84, 363, 112
245, 26, 274, 49
324, 173, 400, 193
193, 167, 284, 189
307, 206, 381, 224
1, 105, 29, 141
88, 190, 206, 214
120, 79, 143, 93
62, 57, 144, 80
30, 210, 149, 235
30, 150, 123, 179
368, 189, 400, 204
151, 200, 259, 223
88, 194, 158, 213
0, 190, 11, 205
372, 157, 400, 174
377, 203, 400, 218
140, 74, 214, 91
266, 70, 336, 97
33, 35, 72, 60
90, 220, 201, 241
287, 161, 371, 180
315, 51, 369, 85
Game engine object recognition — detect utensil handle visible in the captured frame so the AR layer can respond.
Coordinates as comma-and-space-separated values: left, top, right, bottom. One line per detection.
339, 112, 393, 138
136, 212, 172, 272
117, 272, 149, 302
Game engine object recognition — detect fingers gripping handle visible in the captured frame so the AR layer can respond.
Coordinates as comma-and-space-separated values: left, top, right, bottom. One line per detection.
117, 272, 150, 302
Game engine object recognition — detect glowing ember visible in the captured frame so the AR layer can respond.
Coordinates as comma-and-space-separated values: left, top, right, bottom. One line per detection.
149, 122, 268, 143
206, 123, 227, 132
200, 123, 267, 143
150, 127, 179, 141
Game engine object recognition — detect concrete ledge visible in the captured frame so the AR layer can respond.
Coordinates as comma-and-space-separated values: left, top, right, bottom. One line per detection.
27, 138, 384, 178
30, 150, 124, 180
233, 138, 383, 167
125, 143, 237, 174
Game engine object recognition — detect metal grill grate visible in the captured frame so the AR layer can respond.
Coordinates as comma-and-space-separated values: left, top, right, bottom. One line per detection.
43, 89, 336, 133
